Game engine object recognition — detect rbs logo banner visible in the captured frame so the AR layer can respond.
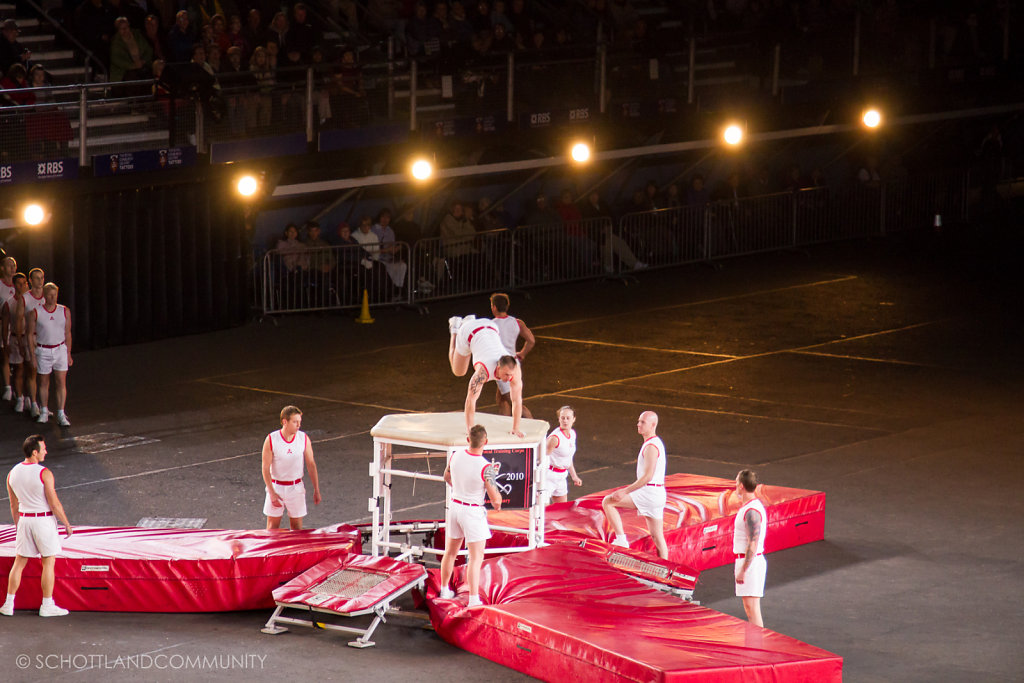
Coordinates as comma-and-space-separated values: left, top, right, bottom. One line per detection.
0, 158, 77, 186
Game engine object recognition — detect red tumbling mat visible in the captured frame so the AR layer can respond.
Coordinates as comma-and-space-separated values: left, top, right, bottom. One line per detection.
0, 524, 360, 612
272, 554, 427, 616
427, 544, 842, 682
487, 473, 826, 570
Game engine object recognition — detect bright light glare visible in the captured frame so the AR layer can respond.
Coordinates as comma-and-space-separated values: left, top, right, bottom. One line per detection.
570, 142, 591, 163
236, 175, 259, 197
23, 204, 46, 226
410, 158, 433, 181
723, 125, 744, 146
862, 108, 882, 128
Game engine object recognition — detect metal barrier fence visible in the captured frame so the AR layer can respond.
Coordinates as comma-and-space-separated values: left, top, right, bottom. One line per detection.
259, 171, 969, 315
260, 241, 411, 315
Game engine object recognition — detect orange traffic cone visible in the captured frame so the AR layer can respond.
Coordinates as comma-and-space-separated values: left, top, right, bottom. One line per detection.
355, 289, 374, 324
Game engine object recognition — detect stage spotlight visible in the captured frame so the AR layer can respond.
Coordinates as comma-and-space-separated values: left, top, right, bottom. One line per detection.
862, 108, 883, 129
236, 174, 259, 197
410, 158, 434, 181
722, 124, 744, 146
570, 141, 592, 164
22, 203, 47, 227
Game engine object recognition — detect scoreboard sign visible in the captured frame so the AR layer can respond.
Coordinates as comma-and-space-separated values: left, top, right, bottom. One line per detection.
481, 446, 533, 510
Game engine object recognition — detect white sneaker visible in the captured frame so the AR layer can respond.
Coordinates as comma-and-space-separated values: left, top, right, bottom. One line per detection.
448, 316, 463, 333
37, 408, 50, 424
57, 412, 71, 427
31, 403, 40, 418
438, 587, 454, 599
611, 536, 629, 548
2, 386, 10, 401
0, 603, 13, 616
39, 603, 69, 617
14, 397, 24, 413
466, 595, 483, 607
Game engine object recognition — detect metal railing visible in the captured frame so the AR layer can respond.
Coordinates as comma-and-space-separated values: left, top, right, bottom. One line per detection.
256, 170, 969, 316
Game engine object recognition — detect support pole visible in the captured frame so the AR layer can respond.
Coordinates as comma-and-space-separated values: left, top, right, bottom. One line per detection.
687, 37, 696, 105
78, 87, 88, 168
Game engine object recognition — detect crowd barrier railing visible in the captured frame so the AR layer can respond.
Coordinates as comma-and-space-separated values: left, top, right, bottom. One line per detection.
257, 171, 970, 315
260, 241, 412, 315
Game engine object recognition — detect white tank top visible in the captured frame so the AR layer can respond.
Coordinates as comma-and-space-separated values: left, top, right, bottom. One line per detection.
547, 428, 576, 470
0, 279, 15, 309
491, 315, 521, 355
448, 449, 489, 505
733, 497, 767, 554
269, 429, 307, 481
467, 320, 508, 381
7, 462, 50, 513
34, 304, 68, 347
637, 436, 666, 485
22, 290, 46, 321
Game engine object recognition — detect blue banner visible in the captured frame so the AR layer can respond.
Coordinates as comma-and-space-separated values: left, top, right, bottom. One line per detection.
210, 133, 307, 164
519, 105, 594, 129
425, 114, 506, 138
93, 147, 197, 177
319, 124, 407, 152
0, 158, 78, 186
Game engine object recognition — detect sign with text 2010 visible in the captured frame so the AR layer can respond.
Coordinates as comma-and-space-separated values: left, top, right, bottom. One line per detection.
482, 446, 533, 510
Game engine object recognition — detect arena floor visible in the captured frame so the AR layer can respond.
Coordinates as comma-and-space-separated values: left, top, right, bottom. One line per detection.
1, 235, 1021, 682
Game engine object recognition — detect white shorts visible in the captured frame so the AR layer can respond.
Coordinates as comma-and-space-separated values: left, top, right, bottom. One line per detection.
548, 468, 569, 497
8, 337, 24, 365
629, 485, 666, 519
447, 501, 492, 544
35, 344, 68, 374
263, 481, 307, 518
16, 515, 62, 557
454, 319, 477, 356
734, 555, 767, 597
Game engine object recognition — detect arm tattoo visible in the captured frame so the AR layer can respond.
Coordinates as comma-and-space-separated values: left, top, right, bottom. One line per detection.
745, 509, 761, 545
483, 462, 498, 487
469, 367, 487, 395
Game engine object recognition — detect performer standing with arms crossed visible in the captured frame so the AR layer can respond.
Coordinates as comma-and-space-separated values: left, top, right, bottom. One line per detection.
545, 405, 582, 504
488, 293, 535, 419
601, 411, 669, 559
733, 469, 767, 627
438, 424, 502, 607
261, 406, 322, 530
2, 435, 73, 617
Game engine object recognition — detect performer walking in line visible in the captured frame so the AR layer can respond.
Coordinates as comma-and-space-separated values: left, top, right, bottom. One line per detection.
733, 469, 767, 627
545, 405, 582, 504
2, 435, 73, 617
601, 411, 669, 559
447, 314, 524, 437
261, 405, 322, 530
438, 424, 502, 607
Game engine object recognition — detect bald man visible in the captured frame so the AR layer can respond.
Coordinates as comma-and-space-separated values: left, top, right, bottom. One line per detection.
601, 411, 669, 559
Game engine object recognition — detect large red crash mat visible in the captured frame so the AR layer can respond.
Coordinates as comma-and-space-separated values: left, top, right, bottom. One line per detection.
0, 524, 360, 612
487, 473, 826, 570
427, 544, 842, 682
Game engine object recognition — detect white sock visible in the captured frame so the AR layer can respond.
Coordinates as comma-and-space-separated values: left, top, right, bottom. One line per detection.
41, 597, 54, 607
3, 593, 14, 606
57, 410, 66, 417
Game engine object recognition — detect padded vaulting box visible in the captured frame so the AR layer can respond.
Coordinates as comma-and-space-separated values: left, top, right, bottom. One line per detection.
0, 524, 360, 612
486, 473, 826, 570
427, 544, 842, 682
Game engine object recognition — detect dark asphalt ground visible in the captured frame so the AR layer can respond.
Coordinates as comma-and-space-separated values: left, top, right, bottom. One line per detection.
1, 233, 1022, 682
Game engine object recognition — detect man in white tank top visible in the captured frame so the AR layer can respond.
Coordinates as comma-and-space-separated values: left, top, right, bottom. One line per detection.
438, 424, 502, 607
446, 314, 525, 437
1, 273, 28, 412
545, 405, 582, 504
0, 255, 16, 401
14, 267, 46, 417
601, 411, 669, 559
733, 469, 767, 627
27, 282, 72, 426
261, 405, 322, 530
2, 435, 73, 617
488, 293, 535, 420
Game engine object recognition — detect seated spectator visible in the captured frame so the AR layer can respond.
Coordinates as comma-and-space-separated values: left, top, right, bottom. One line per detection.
224, 15, 248, 57
471, 0, 491, 32
0, 63, 32, 105
439, 201, 481, 290
242, 9, 267, 56
207, 43, 222, 71
555, 188, 600, 271
303, 221, 335, 306
0, 19, 30, 74
220, 46, 253, 134
248, 46, 274, 131
450, 1, 474, 45
275, 223, 309, 305
475, 196, 507, 231
664, 182, 682, 208
27, 65, 52, 101
490, 22, 514, 52
372, 208, 408, 293
143, 14, 168, 62
329, 48, 366, 128
211, 14, 231, 53
351, 215, 390, 300
74, 1, 113, 67
110, 16, 154, 82
508, 0, 532, 44
578, 192, 645, 272
286, 3, 321, 62
167, 11, 196, 63
686, 174, 710, 207
267, 12, 289, 51
491, 0, 514, 35
405, 1, 431, 57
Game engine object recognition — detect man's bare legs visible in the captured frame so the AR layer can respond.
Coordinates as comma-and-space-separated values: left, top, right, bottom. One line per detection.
643, 515, 669, 560
742, 596, 764, 627
449, 333, 470, 376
